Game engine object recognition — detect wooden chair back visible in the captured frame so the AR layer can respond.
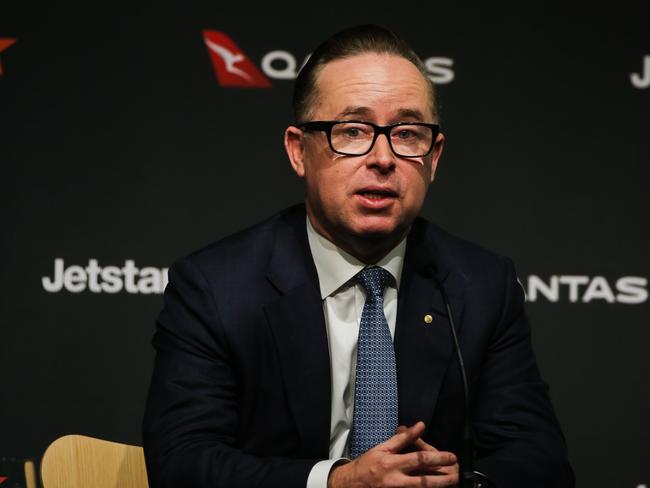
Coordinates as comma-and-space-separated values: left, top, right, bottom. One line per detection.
41, 434, 148, 488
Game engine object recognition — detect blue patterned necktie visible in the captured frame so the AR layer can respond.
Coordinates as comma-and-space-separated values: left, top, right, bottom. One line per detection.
349, 266, 398, 458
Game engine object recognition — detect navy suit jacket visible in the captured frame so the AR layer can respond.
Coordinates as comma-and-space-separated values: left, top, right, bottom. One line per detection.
143, 204, 574, 488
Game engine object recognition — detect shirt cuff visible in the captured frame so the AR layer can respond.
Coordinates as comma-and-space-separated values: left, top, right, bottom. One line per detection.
306, 458, 349, 488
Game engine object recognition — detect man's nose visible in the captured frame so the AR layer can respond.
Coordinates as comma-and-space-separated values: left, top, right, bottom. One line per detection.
367, 134, 396, 172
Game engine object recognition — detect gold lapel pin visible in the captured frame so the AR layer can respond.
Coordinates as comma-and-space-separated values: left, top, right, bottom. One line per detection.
423, 314, 433, 324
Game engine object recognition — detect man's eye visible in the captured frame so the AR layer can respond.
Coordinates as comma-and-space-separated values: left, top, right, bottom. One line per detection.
333, 123, 372, 140
396, 130, 415, 139
343, 126, 370, 137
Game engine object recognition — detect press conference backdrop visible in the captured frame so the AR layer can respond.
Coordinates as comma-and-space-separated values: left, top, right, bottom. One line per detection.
1, 4, 648, 487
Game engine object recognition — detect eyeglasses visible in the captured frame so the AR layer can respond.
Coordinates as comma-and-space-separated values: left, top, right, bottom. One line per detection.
298, 120, 439, 158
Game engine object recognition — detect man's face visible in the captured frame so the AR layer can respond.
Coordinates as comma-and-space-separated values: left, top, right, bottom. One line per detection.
285, 53, 444, 258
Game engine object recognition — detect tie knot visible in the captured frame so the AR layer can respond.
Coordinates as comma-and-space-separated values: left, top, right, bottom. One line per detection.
357, 266, 391, 299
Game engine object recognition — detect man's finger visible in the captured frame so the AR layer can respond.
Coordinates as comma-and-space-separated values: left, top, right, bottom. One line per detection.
396, 424, 441, 454
404, 473, 459, 487
382, 421, 426, 452
411, 463, 459, 477
397, 450, 458, 472
413, 436, 438, 452
390, 469, 459, 488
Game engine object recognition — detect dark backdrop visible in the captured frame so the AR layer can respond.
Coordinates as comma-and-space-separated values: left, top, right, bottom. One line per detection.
1, 5, 648, 487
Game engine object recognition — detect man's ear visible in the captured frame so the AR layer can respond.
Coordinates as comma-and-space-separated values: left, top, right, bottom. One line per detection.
284, 126, 306, 177
428, 132, 445, 183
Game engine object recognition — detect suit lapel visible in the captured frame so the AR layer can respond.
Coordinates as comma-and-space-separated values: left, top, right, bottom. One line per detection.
395, 221, 467, 432
264, 208, 331, 457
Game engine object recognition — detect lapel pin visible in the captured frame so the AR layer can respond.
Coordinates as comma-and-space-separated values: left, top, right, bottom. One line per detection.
423, 314, 433, 324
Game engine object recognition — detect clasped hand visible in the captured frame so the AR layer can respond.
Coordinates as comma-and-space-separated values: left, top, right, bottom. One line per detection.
328, 421, 459, 488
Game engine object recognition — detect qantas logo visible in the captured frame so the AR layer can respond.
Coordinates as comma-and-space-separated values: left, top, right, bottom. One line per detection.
203, 30, 455, 88
0, 476, 7, 484
203, 30, 271, 88
0, 38, 17, 76
524, 274, 647, 304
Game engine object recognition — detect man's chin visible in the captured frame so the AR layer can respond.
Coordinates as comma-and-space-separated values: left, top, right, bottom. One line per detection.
349, 221, 407, 242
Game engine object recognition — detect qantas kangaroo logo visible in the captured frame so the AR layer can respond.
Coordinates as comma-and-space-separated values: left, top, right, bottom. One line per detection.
203, 30, 455, 89
0, 38, 17, 76
203, 30, 271, 88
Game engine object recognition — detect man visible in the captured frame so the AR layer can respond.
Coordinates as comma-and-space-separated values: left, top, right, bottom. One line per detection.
143, 25, 574, 488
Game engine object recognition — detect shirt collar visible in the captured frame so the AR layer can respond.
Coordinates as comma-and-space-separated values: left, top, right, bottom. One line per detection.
306, 216, 406, 299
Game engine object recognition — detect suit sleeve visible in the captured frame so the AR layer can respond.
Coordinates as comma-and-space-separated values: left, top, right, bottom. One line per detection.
472, 257, 575, 488
142, 257, 318, 488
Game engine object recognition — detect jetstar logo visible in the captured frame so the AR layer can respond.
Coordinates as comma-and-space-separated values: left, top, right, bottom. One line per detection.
203, 30, 271, 88
0, 38, 17, 76
203, 30, 455, 89
631, 54, 650, 89
42, 258, 169, 295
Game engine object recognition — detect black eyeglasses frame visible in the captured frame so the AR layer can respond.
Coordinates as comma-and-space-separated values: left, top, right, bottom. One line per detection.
297, 120, 440, 158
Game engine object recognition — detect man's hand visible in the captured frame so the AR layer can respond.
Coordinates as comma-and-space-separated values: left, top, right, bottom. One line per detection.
328, 421, 459, 488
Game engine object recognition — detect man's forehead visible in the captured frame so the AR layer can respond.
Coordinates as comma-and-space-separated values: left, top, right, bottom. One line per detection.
312, 53, 433, 121
335, 106, 427, 121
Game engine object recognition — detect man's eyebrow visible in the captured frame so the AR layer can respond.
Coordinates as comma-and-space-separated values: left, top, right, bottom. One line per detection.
395, 108, 425, 120
336, 106, 374, 118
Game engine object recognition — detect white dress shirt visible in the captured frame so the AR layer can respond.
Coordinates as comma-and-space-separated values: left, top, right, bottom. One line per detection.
305, 217, 406, 488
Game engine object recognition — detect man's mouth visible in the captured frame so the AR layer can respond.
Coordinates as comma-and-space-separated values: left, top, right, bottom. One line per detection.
356, 188, 399, 200
354, 188, 399, 209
